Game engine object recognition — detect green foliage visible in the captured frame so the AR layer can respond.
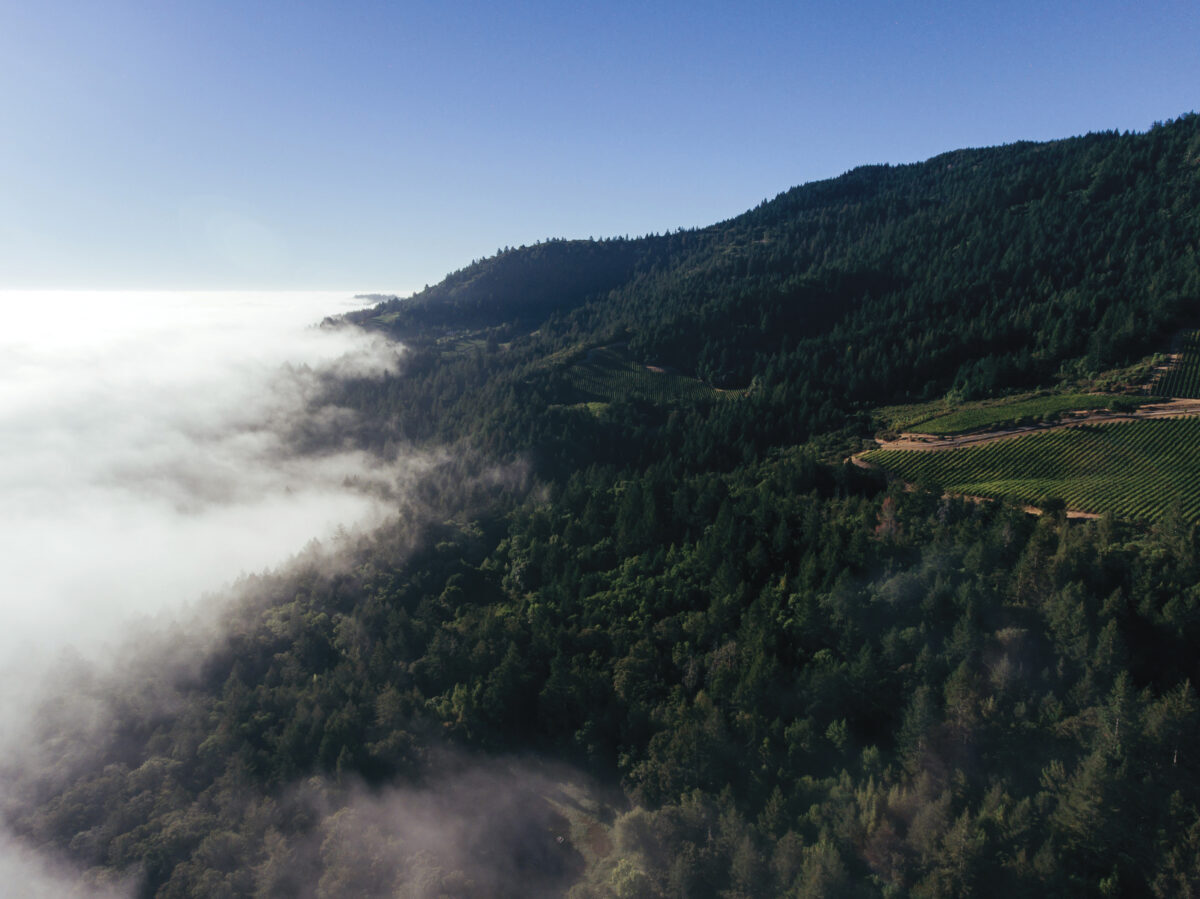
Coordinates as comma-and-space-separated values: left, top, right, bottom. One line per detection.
565, 346, 738, 404
865, 417, 1200, 521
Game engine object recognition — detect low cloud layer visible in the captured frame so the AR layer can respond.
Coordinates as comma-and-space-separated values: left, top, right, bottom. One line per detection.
0, 290, 409, 663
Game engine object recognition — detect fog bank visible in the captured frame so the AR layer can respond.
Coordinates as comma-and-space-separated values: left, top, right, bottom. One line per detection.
0, 289, 407, 676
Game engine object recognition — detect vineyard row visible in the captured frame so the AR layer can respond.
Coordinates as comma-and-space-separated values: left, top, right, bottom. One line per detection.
862, 417, 1200, 522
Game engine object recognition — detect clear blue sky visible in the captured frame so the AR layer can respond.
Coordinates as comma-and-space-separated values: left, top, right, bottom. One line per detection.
2, 0, 1197, 291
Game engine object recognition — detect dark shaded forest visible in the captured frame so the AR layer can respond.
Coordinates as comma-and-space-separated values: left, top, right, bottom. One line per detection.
6, 115, 1200, 897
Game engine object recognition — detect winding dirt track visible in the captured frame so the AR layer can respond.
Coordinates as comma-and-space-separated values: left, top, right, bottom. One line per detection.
849, 397, 1200, 519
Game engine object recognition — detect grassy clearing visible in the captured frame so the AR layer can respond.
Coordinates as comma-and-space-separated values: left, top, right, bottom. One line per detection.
1073, 355, 1164, 393
874, 355, 1163, 435
565, 346, 737, 404
551, 401, 613, 418
863, 417, 1200, 521
873, 398, 960, 433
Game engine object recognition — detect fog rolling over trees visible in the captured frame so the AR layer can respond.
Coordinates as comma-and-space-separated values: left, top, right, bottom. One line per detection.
0, 290, 569, 898
0, 290, 440, 893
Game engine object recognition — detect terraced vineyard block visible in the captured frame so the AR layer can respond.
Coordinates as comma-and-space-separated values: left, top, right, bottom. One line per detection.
863, 417, 1200, 522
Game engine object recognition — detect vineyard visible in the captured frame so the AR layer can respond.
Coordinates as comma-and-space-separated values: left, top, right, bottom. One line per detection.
566, 346, 736, 404
862, 417, 1200, 522
909, 393, 1144, 435
1156, 329, 1200, 398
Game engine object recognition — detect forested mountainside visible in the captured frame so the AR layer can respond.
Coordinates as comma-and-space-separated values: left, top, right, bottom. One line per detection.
355, 113, 1200, 397
8, 116, 1200, 898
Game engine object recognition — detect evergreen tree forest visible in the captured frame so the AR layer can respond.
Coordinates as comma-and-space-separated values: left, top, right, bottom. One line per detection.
6, 116, 1200, 897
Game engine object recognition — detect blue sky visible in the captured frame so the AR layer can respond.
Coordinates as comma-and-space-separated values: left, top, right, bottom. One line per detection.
1, 0, 1197, 291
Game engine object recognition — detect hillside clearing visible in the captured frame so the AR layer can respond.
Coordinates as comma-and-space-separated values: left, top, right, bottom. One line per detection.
564, 345, 741, 404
